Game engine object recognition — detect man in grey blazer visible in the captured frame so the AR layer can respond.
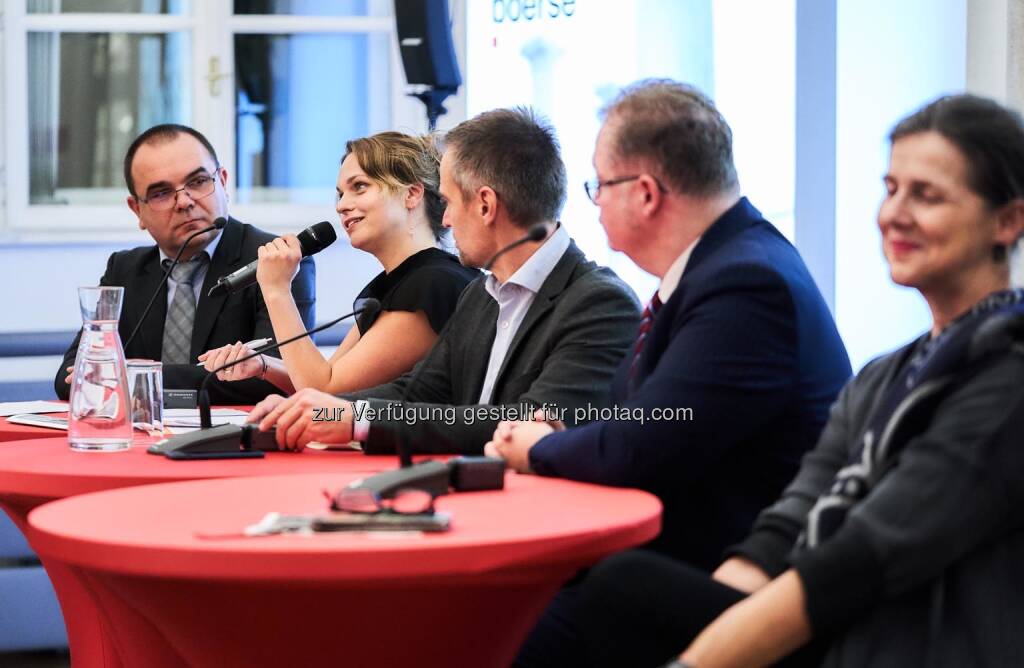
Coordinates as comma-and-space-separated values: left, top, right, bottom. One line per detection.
248, 107, 639, 455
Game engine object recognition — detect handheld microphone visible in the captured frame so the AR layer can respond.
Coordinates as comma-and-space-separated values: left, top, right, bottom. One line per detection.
122, 217, 227, 350
482, 222, 549, 271
151, 299, 381, 458
208, 221, 337, 298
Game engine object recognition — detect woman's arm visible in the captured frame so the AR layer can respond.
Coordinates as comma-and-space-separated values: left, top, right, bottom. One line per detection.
256, 236, 444, 393
262, 288, 437, 394
253, 353, 295, 394
197, 341, 297, 394
712, 557, 771, 594
681, 570, 812, 668
314, 310, 436, 393
253, 235, 333, 392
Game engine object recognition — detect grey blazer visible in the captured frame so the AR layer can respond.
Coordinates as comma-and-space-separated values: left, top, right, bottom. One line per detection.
345, 241, 640, 455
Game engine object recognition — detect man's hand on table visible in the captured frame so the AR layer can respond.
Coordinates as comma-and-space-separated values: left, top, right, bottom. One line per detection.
484, 409, 564, 473
248, 388, 354, 451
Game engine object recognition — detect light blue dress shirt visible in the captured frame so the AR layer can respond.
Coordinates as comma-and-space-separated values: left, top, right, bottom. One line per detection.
477, 224, 570, 403
351, 224, 570, 444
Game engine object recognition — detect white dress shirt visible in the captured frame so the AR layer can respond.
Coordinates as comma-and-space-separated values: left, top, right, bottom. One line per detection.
657, 235, 701, 303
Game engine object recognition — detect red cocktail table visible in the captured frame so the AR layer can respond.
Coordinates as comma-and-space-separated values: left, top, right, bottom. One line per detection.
0, 435, 400, 667
28, 472, 661, 667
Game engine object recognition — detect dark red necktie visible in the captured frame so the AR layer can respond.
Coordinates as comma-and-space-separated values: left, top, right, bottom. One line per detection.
629, 291, 662, 387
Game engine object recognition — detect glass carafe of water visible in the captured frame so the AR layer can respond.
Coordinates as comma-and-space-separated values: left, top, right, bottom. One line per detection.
68, 286, 132, 451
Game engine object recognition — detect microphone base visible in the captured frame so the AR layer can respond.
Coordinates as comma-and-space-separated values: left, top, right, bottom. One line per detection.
342, 457, 507, 499
448, 456, 506, 492
148, 424, 277, 459
345, 461, 452, 499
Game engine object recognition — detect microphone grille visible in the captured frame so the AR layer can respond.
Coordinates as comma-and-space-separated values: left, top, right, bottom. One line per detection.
358, 298, 382, 320
298, 221, 338, 255
212, 217, 228, 229
527, 223, 549, 242
353, 298, 383, 333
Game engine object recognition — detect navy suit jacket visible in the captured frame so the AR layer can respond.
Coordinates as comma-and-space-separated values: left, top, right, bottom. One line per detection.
55, 218, 316, 405
529, 198, 852, 568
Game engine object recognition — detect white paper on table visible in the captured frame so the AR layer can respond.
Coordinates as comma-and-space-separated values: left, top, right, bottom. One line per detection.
166, 426, 201, 434
0, 400, 68, 417
162, 408, 250, 428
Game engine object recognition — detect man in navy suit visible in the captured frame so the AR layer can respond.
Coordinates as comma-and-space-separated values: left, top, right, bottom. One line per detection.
487, 80, 852, 667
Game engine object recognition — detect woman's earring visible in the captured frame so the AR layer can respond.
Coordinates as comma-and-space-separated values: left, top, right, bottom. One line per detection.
993, 244, 1008, 263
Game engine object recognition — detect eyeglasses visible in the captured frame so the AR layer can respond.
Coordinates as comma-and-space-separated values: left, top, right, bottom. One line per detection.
137, 171, 219, 210
323, 486, 437, 516
583, 175, 667, 204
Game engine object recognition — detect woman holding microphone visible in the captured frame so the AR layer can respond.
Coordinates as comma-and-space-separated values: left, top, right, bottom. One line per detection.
199, 132, 479, 394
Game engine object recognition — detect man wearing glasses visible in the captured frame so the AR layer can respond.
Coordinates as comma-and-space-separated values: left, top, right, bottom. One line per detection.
247, 107, 640, 455
485, 81, 854, 667
54, 124, 316, 404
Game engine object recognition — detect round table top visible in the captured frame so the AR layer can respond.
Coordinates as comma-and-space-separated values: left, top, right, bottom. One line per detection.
28, 472, 662, 581
0, 436, 402, 502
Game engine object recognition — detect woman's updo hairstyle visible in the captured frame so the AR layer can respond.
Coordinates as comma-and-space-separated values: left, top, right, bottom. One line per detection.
343, 131, 446, 240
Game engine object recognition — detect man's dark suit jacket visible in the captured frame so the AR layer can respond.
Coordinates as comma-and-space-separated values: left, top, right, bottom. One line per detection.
529, 198, 852, 568
346, 241, 640, 455
55, 218, 316, 405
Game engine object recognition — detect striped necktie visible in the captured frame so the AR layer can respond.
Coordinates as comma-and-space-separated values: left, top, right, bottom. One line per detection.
628, 291, 662, 389
160, 253, 209, 364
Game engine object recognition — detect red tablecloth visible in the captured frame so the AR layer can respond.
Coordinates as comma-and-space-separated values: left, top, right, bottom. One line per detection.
0, 436, 395, 516
0, 435, 406, 667
28, 472, 661, 667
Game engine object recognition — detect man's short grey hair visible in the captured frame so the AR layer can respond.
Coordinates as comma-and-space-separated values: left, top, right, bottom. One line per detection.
600, 79, 738, 197
442, 107, 567, 228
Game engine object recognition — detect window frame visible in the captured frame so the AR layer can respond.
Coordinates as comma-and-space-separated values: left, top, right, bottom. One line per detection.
0, 0, 419, 240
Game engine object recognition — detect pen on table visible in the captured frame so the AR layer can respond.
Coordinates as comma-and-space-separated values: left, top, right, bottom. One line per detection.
195, 338, 274, 365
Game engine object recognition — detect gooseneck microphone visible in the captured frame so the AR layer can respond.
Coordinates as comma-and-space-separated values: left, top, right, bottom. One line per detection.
197, 299, 381, 428
395, 337, 437, 469
337, 227, 543, 495
338, 355, 508, 496
338, 335, 506, 500
150, 299, 380, 458
482, 222, 550, 271
390, 224, 552, 467
122, 217, 227, 350
208, 221, 337, 298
